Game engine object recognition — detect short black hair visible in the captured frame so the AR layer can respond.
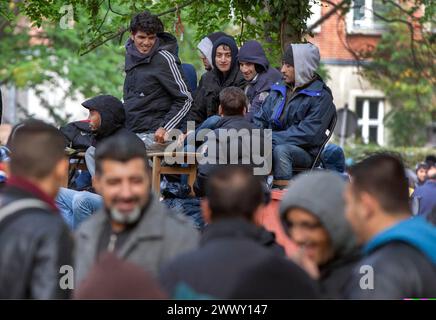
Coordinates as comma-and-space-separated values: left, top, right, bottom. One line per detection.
349, 152, 410, 214
9, 120, 66, 179
130, 11, 164, 35
205, 166, 264, 221
219, 87, 247, 116
425, 154, 436, 167
95, 133, 148, 176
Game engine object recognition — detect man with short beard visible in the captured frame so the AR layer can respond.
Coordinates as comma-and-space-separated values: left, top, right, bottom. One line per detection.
74, 133, 199, 287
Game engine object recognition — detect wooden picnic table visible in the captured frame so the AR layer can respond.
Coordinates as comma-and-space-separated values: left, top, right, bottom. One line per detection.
146, 151, 201, 196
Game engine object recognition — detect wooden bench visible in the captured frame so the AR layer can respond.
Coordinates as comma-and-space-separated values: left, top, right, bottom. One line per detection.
146, 151, 201, 196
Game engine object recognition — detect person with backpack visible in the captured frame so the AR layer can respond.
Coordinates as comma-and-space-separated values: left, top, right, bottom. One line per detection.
0, 120, 73, 299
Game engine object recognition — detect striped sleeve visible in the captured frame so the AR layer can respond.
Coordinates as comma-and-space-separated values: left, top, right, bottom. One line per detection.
158, 50, 193, 131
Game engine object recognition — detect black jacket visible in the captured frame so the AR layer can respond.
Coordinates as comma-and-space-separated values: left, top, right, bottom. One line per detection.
194, 116, 266, 197
123, 33, 193, 133
159, 218, 319, 299
319, 249, 361, 299
188, 36, 246, 124
0, 185, 73, 299
81, 94, 133, 145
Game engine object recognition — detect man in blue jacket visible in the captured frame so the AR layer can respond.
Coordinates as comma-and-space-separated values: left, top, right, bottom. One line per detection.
344, 153, 436, 299
254, 43, 336, 186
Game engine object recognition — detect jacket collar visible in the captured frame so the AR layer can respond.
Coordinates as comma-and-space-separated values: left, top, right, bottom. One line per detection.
78, 193, 167, 258
200, 217, 264, 246
271, 78, 324, 98
364, 216, 436, 264
6, 175, 58, 211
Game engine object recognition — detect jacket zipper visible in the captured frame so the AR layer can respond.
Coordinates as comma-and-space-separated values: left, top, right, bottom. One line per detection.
107, 234, 118, 252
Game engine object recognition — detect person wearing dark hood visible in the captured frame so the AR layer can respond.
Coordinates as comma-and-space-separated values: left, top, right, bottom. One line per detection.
254, 43, 336, 188
197, 32, 228, 71
81, 94, 132, 146
160, 166, 319, 299
238, 40, 282, 122
56, 95, 136, 230
280, 171, 361, 298
123, 11, 192, 144
188, 35, 245, 125
344, 153, 436, 299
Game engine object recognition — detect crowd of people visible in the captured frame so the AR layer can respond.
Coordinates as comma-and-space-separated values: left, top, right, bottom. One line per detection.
0, 10, 435, 300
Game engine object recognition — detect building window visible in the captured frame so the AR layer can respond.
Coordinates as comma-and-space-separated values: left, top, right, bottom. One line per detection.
347, 0, 387, 33
355, 97, 384, 145
307, 0, 322, 33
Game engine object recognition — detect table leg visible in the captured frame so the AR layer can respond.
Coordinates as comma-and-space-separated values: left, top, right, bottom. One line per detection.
187, 165, 197, 196
152, 156, 162, 194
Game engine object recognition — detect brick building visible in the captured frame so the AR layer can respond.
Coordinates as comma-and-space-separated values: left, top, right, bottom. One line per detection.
307, 0, 434, 146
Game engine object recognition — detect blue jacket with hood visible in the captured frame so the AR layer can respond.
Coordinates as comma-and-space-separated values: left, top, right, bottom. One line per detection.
344, 216, 436, 299
237, 40, 282, 122
253, 43, 336, 157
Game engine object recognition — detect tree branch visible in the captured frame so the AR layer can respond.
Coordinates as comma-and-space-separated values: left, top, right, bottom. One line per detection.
306, 0, 351, 34
80, 0, 198, 56
108, 0, 129, 16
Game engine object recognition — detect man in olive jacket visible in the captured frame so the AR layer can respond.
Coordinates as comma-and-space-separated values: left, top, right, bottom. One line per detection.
74, 133, 199, 288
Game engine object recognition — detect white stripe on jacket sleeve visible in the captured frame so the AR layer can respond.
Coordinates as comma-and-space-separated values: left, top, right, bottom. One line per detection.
159, 50, 193, 131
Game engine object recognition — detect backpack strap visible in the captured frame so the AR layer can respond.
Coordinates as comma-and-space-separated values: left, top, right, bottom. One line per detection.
0, 199, 50, 225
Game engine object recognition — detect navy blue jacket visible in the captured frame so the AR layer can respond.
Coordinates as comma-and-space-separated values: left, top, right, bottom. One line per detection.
413, 181, 436, 216
194, 116, 262, 197
254, 77, 336, 157
238, 40, 282, 122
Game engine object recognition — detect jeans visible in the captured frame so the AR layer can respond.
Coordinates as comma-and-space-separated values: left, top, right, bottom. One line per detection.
85, 146, 96, 178
272, 144, 313, 180
182, 115, 221, 184
56, 187, 103, 230
162, 197, 205, 230
185, 115, 221, 153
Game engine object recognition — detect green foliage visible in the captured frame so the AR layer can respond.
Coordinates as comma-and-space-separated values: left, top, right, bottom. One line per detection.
343, 143, 434, 169
0, 0, 317, 125
361, 4, 435, 147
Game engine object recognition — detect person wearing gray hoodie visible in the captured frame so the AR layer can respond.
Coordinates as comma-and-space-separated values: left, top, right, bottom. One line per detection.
254, 43, 336, 186
280, 171, 360, 298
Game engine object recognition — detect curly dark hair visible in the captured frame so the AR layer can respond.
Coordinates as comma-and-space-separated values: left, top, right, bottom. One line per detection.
130, 11, 164, 35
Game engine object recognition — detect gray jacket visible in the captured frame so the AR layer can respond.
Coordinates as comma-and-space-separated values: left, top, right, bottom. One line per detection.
74, 195, 199, 286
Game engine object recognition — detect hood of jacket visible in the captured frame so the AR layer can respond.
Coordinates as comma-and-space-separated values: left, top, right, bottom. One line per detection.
279, 171, 357, 258
125, 32, 178, 71
81, 95, 125, 140
197, 31, 228, 69
238, 40, 269, 72
211, 36, 240, 84
289, 43, 320, 88
364, 216, 436, 264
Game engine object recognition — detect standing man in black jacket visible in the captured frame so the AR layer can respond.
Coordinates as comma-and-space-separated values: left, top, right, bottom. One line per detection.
123, 11, 193, 143
160, 166, 319, 299
344, 153, 436, 299
0, 120, 73, 299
